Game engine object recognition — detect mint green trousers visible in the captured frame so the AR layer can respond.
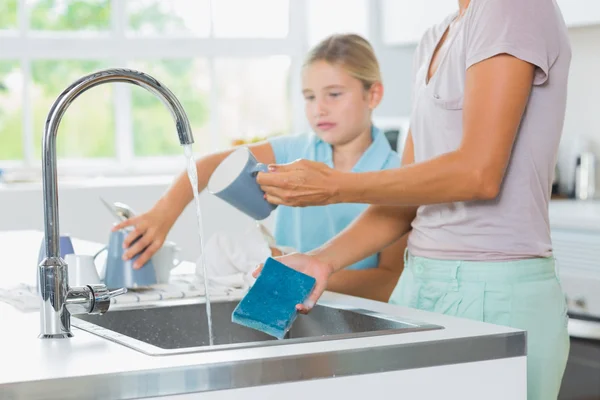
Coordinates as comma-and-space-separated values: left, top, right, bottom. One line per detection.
389, 251, 570, 400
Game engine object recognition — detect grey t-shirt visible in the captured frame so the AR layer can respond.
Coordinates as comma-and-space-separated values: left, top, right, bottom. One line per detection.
408, 0, 572, 261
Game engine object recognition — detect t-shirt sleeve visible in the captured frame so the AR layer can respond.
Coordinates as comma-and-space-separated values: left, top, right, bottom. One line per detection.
465, 0, 560, 85
267, 133, 310, 165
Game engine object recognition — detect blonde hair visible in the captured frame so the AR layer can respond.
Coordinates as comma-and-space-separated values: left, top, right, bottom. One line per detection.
303, 34, 382, 90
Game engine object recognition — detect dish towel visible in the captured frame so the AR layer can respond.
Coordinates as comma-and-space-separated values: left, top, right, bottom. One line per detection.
197, 224, 295, 293
0, 284, 39, 312
0, 274, 229, 313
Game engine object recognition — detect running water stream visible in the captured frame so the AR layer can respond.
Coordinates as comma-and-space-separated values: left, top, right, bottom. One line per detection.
184, 144, 214, 346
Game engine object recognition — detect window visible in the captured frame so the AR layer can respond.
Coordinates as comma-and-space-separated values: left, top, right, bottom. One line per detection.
211, 0, 289, 38
31, 60, 115, 159
0, 0, 371, 175
130, 59, 211, 156
29, 0, 111, 32
307, 0, 369, 47
127, 0, 211, 37
0, 61, 22, 160
215, 57, 291, 148
0, 0, 18, 31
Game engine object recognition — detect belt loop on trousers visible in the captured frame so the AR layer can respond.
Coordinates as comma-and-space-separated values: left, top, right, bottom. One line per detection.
403, 248, 409, 266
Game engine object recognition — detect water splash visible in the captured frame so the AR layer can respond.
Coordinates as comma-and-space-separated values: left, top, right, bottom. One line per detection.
183, 144, 214, 346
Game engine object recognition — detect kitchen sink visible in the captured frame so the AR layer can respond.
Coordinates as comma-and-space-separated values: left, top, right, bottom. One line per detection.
72, 298, 444, 356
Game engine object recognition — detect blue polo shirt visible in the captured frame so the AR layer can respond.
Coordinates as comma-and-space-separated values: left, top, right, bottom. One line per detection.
268, 126, 400, 270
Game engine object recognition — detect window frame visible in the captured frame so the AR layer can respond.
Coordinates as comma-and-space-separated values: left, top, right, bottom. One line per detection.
0, 0, 375, 178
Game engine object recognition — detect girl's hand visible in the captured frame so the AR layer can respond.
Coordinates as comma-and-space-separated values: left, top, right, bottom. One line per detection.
112, 202, 176, 269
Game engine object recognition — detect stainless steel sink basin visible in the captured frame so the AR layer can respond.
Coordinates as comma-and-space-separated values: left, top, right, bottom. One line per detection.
73, 298, 443, 356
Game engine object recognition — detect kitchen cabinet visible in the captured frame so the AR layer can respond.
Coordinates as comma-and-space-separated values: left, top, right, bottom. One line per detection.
381, 0, 456, 46
557, 0, 600, 28
559, 337, 600, 399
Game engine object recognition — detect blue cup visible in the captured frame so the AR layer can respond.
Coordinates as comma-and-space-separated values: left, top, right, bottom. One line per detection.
38, 234, 75, 264
207, 146, 277, 220
99, 229, 157, 289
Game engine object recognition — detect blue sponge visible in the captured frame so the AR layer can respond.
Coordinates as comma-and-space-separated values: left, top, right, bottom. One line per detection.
232, 257, 316, 339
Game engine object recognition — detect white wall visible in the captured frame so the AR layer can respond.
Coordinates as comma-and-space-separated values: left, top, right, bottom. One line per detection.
557, 25, 600, 193
563, 25, 600, 145
370, 0, 416, 119
0, 176, 275, 262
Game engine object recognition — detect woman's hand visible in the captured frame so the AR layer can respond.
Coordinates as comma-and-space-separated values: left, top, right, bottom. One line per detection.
252, 252, 335, 314
111, 201, 177, 269
256, 159, 344, 207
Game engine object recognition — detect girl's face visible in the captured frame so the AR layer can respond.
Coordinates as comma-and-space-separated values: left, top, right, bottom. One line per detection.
302, 60, 382, 146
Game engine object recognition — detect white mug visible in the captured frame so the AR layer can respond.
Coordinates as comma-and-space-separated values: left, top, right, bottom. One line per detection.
65, 254, 102, 287
152, 241, 182, 284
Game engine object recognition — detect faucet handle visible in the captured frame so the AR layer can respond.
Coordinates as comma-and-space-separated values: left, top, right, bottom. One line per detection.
65, 284, 127, 315
109, 288, 127, 297
88, 284, 127, 314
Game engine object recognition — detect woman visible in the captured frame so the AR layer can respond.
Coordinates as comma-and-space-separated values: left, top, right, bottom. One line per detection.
114, 34, 407, 302
256, 0, 571, 398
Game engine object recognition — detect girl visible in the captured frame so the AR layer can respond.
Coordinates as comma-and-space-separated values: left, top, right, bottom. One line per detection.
114, 34, 408, 302
256, 0, 571, 398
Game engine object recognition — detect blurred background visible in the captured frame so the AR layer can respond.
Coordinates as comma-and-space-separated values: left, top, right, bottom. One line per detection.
0, 0, 415, 175
0, 0, 420, 256
0, 0, 598, 255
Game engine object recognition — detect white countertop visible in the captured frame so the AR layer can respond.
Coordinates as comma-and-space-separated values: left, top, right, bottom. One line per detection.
0, 293, 519, 383
0, 230, 522, 398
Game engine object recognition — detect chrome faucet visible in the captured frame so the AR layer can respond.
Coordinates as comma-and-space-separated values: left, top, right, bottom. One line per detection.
39, 68, 195, 338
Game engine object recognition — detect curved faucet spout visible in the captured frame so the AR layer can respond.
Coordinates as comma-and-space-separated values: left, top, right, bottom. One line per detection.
39, 68, 195, 338
43, 68, 194, 258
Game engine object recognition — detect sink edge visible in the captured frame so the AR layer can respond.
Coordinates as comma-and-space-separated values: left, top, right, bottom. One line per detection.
71, 298, 444, 356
